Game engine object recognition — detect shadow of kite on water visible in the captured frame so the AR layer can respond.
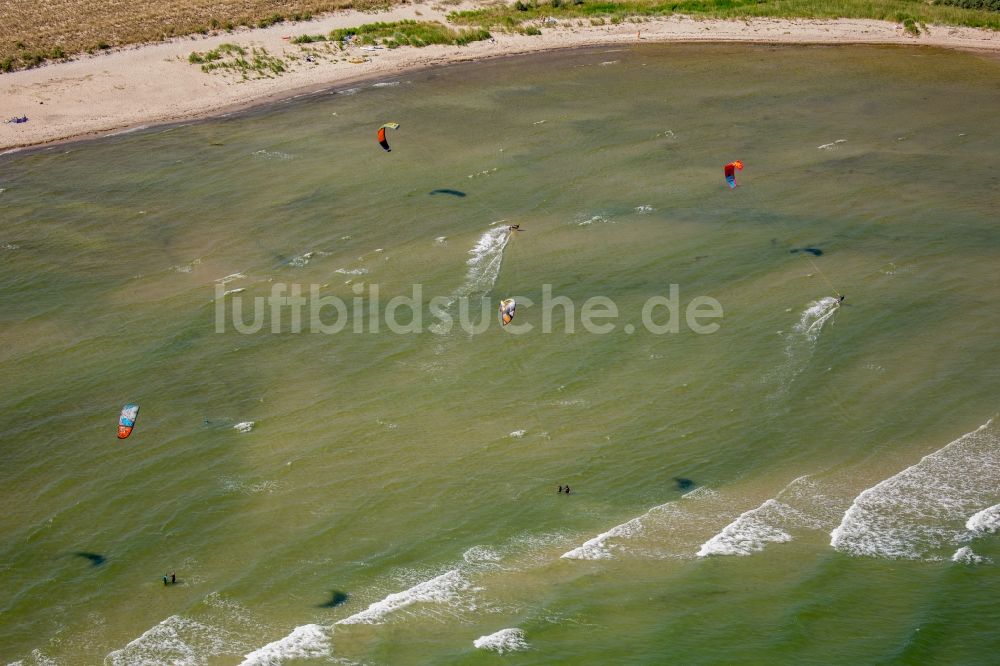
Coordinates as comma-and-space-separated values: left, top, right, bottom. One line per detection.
429, 189, 467, 197
72, 552, 107, 567
674, 478, 695, 492
790, 247, 823, 256
318, 590, 350, 608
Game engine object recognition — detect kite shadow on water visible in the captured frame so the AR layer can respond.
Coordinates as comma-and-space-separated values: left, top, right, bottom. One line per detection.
674, 478, 695, 492
429, 189, 467, 197
318, 590, 350, 608
72, 552, 107, 567
790, 247, 823, 256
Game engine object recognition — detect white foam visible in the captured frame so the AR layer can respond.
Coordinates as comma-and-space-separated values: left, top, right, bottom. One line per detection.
508, 430, 526, 439
371, 81, 400, 87
794, 297, 839, 341
765, 297, 839, 398
455, 226, 511, 299
233, 421, 254, 433
216, 273, 246, 285
334, 268, 368, 275
463, 545, 502, 564
634, 205, 654, 214
239, 624, 330, 666
221, 477, 277, 495
697, 476, 841, 557
818, 139, 847, 150
697, 499, 794, 556
223, 288, 245, 296
336, 569, 471, 625
289, 252, 313, 267
577, 215, 610, 226
473, 628, 529, 654
562, 489, 723, 561
966, 504, 1000, 534
252, 150, 294, 160
2, 242, 19, 250
951, 546, 989, 565
6, 649, 59, 666
831, 420, 1000, 559
104, 615, 239, 666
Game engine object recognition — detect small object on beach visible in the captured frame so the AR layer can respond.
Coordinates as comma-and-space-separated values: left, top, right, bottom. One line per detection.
5, 115, 29, 124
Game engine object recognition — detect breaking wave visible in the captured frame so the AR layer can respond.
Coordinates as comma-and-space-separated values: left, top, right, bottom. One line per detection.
473, 628, 529, 654
830, 419, 1000, 559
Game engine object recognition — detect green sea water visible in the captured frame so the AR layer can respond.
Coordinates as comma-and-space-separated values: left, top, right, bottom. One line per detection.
1, 44, 999, 665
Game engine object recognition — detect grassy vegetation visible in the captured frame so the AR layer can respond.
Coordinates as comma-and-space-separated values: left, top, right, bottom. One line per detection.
0, 0, 357, 72
329, 20, 492, 48
449, 0, 1000, 33
188, 44, 288, 78
2, 0, 997, 73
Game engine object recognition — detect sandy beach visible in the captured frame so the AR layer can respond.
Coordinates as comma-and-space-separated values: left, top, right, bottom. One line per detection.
1, 2, 998, 152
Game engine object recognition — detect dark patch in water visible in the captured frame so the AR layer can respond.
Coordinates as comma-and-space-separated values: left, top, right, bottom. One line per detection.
73, 552, 106, 566
318, 590, 349, 608
429, 189, 466, 197
674, 477, 694, 491
790, 247, 823, 256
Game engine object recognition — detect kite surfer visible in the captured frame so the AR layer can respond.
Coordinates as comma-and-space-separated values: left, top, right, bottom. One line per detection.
508, 224, 520, 232
837, 295, 846, 304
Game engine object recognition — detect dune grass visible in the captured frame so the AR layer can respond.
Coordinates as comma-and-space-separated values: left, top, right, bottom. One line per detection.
1, 0, 997, 73
449, 0, 1000, 33
188, 43, 290, 78
329, 20, 492, 48
0, 0, 361, 72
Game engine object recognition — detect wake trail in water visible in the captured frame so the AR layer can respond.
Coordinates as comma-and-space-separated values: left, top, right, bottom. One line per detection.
830, 419, 1000, 560
455, 226, 511, 301
431, 226, 512, 336
765, 297, 840, 400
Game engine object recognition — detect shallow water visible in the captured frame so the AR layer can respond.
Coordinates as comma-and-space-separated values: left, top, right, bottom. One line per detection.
1, 44, 999, 665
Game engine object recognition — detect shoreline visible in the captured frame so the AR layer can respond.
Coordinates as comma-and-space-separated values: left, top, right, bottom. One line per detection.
2, 6, 999, 153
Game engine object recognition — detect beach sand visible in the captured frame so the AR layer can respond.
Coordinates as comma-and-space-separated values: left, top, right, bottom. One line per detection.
1, 2, 998, 152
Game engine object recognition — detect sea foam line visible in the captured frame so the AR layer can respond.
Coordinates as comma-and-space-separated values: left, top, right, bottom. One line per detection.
697, 475, 840, 557
473, 628, 529, 654
561, 487, 720, 560
830, 419, 1000, 560
238, 624, 330, 666
335, 569, 472, 625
